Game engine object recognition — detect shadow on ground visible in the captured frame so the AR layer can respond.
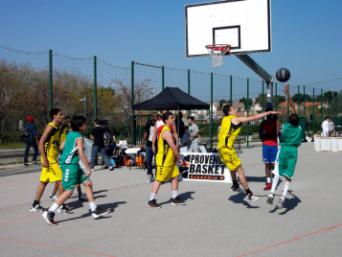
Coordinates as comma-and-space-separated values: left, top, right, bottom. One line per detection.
269, 192, 301, 215
67, 189, 110, 209
159, 191, 196, 206
228, 193, 260, 209
57, 201, 127, 224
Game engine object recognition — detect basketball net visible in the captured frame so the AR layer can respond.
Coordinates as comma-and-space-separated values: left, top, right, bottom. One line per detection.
206, 44, 231, 67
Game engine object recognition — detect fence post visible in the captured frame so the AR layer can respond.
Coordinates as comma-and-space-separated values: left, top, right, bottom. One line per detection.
262, 80, 265, 110
230, 75, 233, 104
303, 85, 306, 119
287, 85, 290, 116
312, 88, 315, 130
93, 56, 97, 120
275, 82, 278, 111
187, 69, 191, 95
247, 78, 250, 148
48, 49, 53, 112
320, 88, 323, 123
131, 61, 137, 145
162, 65, 165, 90
210, 72, 214, 150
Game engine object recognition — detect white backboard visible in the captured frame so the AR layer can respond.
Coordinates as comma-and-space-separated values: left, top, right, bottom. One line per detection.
186, 0, 271, 57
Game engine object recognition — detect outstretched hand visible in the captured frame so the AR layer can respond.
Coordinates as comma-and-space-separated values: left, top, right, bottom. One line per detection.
269, 111, 282, 115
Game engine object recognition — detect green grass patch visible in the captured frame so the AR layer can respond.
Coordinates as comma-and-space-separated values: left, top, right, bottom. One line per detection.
0, 142, 25, 150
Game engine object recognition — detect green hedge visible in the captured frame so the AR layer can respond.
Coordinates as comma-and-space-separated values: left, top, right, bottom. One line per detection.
0, 131, 22, 144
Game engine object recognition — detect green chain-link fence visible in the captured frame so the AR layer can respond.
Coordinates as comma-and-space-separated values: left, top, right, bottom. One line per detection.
0, 44, 341, 147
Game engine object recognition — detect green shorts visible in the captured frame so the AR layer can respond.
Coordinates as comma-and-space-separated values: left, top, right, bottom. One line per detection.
278, 146, 298, 179
61, 164, 89, 191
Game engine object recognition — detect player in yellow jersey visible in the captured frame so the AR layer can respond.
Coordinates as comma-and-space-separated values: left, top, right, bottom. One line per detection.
49, 115, 70, 201
30, 108, 65, 212
218, 104, 279, 202
148, 112, 184, 207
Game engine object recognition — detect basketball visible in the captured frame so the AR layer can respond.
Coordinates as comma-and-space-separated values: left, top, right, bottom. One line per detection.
276, 68, 291, 82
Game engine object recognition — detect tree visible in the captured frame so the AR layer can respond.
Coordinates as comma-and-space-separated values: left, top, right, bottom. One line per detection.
219, 99, 230, 110
239, 97, 253, 110
292, 93, 312, 103
114, 79, 155, 112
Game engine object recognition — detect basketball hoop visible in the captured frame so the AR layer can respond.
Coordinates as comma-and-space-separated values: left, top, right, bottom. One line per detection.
206, 44, 231, 67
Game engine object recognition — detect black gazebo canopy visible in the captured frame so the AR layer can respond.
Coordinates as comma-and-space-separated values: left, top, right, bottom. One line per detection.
133, 87, 209, 111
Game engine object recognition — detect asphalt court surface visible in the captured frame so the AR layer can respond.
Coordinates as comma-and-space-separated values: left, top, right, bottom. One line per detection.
0, 143, 341, 257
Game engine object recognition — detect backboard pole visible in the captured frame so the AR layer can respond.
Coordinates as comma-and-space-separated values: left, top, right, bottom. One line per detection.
235, 55, 272, 83
236, 54, 273, 105
48, 49, 53, 113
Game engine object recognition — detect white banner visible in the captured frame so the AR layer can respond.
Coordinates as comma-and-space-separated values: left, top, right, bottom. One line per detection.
180, 153, 232, 183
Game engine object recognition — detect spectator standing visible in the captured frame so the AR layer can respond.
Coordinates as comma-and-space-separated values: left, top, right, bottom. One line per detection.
102, 121, 117, 168
321, 117, 335, 137
328, 118, 335, 136
187, 116, 200, 152
175, 112, 186, 141
23, 115, 39, 165
142, 112, 158, 182
18, 119, 24, 132
90, 119, 114, 171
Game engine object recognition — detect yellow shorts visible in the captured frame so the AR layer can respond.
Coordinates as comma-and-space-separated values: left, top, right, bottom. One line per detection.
218, 147, 241, 171
156, 165, 179, 182
40, 162, 63, 183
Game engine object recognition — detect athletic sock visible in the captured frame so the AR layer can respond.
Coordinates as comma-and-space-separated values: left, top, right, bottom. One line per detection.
270, 174, 279, 194
32, 200, 39, 206
48, 203, 59, 213
88, 201, 97, 212
171, 190, 178, 199
266, 177, 271, 184
77, 187, 82, 196
245, 188, 253, 196
149, 193, 156, 201
282, 181, 290, 198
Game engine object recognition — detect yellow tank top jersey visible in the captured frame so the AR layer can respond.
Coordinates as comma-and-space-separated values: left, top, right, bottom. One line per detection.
156, 125, 176, 167
60, 125, 69, 144
41, 121, 61, 162
218, 115, 242, 150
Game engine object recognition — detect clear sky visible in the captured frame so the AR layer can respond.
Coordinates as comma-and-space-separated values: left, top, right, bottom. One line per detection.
1, 0, 342, 95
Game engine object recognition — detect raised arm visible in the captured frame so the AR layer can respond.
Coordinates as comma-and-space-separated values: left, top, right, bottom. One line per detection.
232, 111, 280, 125
283, 84, 296, 114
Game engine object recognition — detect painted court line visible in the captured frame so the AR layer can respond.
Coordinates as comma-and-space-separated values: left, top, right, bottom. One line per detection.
0, 235, 117, 257
236, 224, 342, 257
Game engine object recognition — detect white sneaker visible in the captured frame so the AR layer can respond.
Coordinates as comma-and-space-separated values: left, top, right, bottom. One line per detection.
90, 207, 110, 219
57, 205, 72, 214
267, 193, 274, 204
244, 194, 259, 202
276, 196, 285, 208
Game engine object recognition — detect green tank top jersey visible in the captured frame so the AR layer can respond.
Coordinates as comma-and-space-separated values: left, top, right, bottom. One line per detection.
280, 123, 302, 147
60, 131, 83, 165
